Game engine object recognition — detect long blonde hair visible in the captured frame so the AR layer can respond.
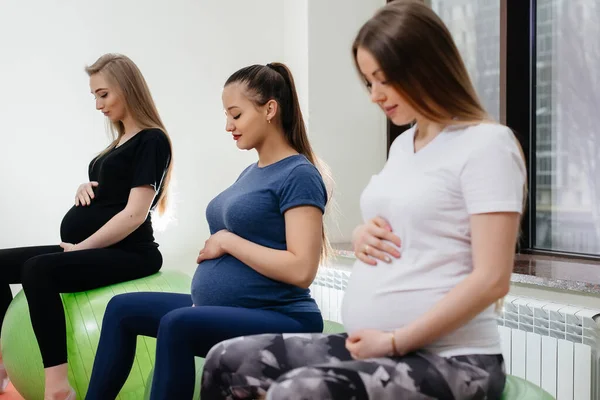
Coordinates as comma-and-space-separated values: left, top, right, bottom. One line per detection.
353, 0, 527, 310
85, 53, 173, 215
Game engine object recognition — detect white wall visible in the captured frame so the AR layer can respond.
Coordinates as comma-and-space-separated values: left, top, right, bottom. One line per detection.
283, 0, 310, 116
307, 0, 387, 243
0, 0, 386, 276
285, 0, 388, 243
283, 0, 388, 244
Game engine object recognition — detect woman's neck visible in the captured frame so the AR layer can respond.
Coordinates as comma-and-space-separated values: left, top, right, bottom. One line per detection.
117, 116, 142, 146
413, 118, 446, 153
121, 115, 142, 138
256, 129, 299, 167
415, 118, 445, 141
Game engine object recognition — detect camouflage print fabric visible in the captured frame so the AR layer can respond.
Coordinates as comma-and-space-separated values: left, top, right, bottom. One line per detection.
201, 332, 506, 400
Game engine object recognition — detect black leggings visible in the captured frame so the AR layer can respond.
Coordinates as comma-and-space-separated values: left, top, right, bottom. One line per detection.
0, 245, 162, 367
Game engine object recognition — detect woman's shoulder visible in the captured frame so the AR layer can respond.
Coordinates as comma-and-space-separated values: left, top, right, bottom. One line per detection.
456, 122, 515, 145
445, 122, 519, 160
273, 156, 326, 196
285, 156, 323, 180
262, 154, 322, 178
135, 129, 171, 157
138, 127, 169, 143
454, 123, 525, 178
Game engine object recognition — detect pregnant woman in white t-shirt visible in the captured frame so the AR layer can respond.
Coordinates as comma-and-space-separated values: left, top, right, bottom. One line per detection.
200, 1, 527, 399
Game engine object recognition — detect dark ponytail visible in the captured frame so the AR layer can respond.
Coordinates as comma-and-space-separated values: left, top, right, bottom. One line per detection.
264, 63, 317, 165
225, 63, 335, 261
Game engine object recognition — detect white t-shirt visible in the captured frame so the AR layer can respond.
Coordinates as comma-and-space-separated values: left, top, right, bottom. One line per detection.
341, 123, 526, 357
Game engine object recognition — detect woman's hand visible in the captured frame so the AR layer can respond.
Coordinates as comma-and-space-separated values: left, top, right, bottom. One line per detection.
346, 329, 396, 359
75, 181, 99, 206
60, 242, 80, 252
352, 217, 401, 265
196, 230, 232, 264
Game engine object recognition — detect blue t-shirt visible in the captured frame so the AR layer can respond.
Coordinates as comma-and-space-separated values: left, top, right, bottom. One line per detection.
191, 154, 327, 314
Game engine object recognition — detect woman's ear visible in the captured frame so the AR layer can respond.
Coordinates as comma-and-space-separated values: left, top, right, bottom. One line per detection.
265, 99, 278, 123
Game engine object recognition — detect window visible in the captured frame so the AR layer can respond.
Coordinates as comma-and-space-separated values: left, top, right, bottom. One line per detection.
431, 0, 501, 120
534, 0, 600, 255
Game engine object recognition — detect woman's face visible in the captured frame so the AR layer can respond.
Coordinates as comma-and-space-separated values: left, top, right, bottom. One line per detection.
90, 73, 127, 123
355, 47, 418, 126
222, 83, 270, 150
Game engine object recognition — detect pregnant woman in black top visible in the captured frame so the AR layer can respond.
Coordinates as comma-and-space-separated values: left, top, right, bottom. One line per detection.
0, 54, 173, 400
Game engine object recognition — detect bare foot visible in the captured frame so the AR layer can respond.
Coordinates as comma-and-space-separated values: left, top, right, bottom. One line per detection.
44, 363, 74, 400
0, 364, 9, 394
44, 387, 75, 400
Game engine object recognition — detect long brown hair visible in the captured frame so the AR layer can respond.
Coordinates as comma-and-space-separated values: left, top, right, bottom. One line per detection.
353, 0, 526, 205
354, 0, 527, 310
353, 0, 491, 126
85, 53, 173, 215
225, 63, 334, 261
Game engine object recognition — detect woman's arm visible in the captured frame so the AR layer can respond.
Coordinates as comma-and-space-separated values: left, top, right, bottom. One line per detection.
72, 186, 156, 250
219, 206, 324, 289
391, 211, 520, 355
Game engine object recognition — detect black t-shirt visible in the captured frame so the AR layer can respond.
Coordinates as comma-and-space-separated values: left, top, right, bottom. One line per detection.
60, 128, 171, 247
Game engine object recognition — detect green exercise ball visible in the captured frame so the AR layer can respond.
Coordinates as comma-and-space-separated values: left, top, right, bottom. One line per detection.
1, 270, 192, 400
501, 375, 555, 400
322, 320, 345, 334
143, 319, 346, 399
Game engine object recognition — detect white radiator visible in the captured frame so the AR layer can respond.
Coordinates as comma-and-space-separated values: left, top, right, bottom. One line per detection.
310, 267, 600, 400
500, 295, 600, 400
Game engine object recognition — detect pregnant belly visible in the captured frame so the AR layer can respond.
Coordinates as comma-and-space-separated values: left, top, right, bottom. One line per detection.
191, 255, 309, 309
341, 262, 445, 334
60, 204, 122, 244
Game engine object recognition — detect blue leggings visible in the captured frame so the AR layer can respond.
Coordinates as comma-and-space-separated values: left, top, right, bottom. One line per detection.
85, 292, 323, 400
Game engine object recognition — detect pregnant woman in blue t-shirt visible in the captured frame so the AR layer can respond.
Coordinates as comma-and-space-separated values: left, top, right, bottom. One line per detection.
85, 63, 330, 400
0, 54, 173, 400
